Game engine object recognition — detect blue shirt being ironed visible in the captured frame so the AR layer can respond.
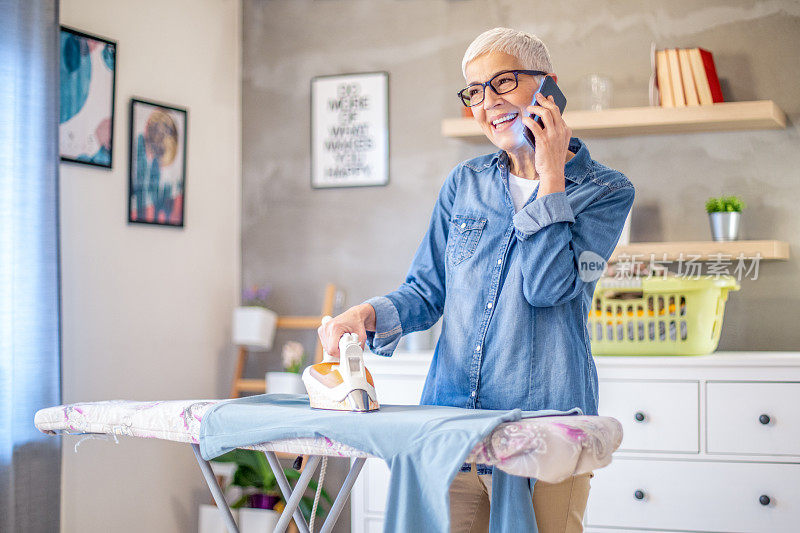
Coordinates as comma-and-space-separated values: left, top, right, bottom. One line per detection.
365, 137, 634, 416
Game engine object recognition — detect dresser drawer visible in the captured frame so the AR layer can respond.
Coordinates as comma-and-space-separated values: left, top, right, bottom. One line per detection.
364, 518, 384, 533
586, 459, 800, 532
598, 380, 699, 452
706, 381, 800, 456
362, 458, 390, 514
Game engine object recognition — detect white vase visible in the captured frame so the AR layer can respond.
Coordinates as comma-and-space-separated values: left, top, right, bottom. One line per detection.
232, 306, 278, 350
238, 508, 280, 532
198, 503, 238, 533
266, 371, 305, 395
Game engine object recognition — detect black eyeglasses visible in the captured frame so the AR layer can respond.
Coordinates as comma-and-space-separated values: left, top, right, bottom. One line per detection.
457, 69, 548, 107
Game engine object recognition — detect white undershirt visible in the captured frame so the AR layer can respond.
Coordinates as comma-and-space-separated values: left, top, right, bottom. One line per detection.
508, 172, 539, 213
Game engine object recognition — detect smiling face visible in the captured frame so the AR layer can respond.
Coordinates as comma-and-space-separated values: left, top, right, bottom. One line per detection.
464, 50, 542, 153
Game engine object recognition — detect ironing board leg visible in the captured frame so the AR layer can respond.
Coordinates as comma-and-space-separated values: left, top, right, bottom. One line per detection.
191, 444, 239, 533
274, 455, 322, 533
270, 454, 321, 533
318, 457, 366, 533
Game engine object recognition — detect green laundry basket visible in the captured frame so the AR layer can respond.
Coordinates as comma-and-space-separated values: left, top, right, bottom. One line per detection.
588, 275, 740, 356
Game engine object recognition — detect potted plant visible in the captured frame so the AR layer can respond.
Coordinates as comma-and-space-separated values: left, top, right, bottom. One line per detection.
705, 195, 745, 241
211, 449, 332, 532
266, 341, 307, 394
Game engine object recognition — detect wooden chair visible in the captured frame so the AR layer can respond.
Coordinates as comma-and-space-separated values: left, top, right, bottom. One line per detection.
229, 283, 337, 398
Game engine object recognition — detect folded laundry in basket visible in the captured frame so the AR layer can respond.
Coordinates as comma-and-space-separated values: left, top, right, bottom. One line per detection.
199, 393, 582, 533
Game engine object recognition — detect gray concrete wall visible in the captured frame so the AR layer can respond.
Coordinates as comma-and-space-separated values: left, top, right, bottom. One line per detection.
243, 0, 800, 359
242, 1, 798, 529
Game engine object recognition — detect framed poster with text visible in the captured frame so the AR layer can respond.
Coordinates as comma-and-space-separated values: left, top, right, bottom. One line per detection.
311, 72, 389, 189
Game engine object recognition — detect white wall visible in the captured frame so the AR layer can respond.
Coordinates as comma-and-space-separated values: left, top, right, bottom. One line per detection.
58, 1, 241, 531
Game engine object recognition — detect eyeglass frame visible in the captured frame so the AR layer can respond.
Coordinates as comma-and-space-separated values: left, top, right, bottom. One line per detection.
457, 69, 549, 107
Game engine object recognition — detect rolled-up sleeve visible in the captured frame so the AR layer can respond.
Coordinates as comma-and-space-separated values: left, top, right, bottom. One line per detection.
513, 179, 634, 307
363, 295, 403, 355
363, 166, 459, 356
513, 190, 575, 235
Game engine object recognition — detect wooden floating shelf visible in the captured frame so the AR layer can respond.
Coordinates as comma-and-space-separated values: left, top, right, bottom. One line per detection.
609, 240, 789, 263
442, 100, 786, 140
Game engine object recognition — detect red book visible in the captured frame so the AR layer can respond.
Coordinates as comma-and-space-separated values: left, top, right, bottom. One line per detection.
698, 47, 724, 103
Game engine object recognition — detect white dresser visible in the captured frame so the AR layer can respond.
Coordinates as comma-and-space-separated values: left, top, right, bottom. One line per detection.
586, 352, 800, 533
350, 351, 800, 533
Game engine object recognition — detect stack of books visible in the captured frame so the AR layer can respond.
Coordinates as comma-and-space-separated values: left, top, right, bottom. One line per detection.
655, 48, 723, 107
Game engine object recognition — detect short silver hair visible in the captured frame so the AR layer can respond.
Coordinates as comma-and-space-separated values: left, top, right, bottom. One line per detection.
461, 27, 554, 83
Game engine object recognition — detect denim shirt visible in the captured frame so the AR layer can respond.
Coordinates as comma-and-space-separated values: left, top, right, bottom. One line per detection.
365, 137, 634, 417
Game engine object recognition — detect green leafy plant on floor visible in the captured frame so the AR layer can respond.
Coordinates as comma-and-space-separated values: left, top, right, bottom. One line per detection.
212, 449, 333, 521
705, 195, 745, 213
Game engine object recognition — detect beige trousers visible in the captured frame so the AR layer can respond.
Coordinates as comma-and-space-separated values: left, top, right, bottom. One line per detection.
448, 464, 593, 533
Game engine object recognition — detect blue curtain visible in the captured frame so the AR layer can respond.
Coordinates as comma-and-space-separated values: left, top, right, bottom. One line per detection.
0, 0, 62, 531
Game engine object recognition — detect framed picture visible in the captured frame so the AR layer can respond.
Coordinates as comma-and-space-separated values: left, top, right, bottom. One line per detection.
127, 98, 188, 227
59, 26, 117, 168
311, 71, 389, 189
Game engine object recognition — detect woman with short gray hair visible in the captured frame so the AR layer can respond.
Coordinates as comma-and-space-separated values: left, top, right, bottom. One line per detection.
320, 26, 634, 532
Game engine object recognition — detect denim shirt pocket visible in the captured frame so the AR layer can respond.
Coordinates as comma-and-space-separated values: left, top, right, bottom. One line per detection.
447, 214, 487, 266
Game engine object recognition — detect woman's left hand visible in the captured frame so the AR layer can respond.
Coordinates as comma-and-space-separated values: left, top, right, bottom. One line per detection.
521, 93, 572, 192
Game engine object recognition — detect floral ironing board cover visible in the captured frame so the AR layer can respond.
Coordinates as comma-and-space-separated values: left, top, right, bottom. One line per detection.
35, 399, 622, 482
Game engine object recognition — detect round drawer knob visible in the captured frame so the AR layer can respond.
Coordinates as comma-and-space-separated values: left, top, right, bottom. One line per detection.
759, 495, 771, 506
633, 489, 645, 500
759, 414, 771, 425
634, 411, 646, 422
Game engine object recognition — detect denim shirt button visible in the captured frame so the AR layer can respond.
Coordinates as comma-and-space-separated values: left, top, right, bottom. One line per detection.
476, 344, 481, 352
497, 259, 502, 265
487, 302, 493, 309
471, 391, 476, 398
460, 222, 466, 229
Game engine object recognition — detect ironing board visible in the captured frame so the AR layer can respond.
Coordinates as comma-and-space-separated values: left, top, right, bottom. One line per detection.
35, 399, 623, 533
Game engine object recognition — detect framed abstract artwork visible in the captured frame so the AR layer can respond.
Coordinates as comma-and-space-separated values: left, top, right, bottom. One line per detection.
310, 71, 389, 189
127, 98, 188, 227
59, 26, 117, 168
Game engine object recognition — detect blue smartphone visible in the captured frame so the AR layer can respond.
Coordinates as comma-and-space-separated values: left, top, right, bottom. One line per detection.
524, 75, 567, 149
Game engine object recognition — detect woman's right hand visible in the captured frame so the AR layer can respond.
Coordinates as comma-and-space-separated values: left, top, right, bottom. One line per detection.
317, 303, 376, 358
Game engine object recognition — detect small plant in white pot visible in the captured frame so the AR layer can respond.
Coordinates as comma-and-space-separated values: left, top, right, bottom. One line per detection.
233, 284, 278, 351
706, 195, 745, 241
266, 341, 307, 394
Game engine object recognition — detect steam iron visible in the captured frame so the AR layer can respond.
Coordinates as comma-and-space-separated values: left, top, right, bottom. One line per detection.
302, 316, 379, 412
